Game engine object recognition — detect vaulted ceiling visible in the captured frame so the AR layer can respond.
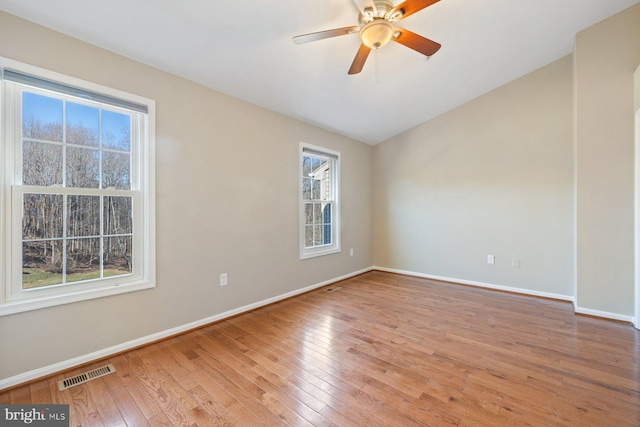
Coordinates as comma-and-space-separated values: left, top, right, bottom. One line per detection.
1, 0, 638, 144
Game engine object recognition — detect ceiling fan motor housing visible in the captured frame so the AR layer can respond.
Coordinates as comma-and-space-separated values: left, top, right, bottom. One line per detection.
359, 0, 403, 24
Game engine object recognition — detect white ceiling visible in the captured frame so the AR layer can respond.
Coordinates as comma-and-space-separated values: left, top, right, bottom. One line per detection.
0, 0, 638, 145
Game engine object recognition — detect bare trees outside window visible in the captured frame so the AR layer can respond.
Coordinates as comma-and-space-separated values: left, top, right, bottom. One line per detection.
21, 92, 133, 289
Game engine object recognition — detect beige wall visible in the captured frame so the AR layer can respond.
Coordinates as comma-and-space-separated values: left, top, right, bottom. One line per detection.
372, 56, 575, 296
636, 65, 640, 327
574, 3, 640, 315
635, 65, 640, 111
0, 12, 373, 381
372, 3, 640, 317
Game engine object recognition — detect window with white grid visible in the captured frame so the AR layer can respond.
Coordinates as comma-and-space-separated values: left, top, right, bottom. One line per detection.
300, 143, 340, 259
0, 58, 155, 315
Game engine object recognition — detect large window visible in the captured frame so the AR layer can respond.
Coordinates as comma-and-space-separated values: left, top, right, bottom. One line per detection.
300, 143, 339, 259
0, 58, 155, 315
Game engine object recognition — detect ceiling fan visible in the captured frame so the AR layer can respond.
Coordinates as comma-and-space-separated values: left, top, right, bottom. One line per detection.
293, 0, 442, 75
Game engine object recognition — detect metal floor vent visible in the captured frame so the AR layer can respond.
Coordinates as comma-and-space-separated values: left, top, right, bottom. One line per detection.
324, 286, 342, 293
58, 364, 115, 391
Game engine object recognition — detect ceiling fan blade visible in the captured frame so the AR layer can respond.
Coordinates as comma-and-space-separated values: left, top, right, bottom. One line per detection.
348, 44, 372, 75
391, 0, 440, 20
393, 27, 441, 56
293, 26, 360, 44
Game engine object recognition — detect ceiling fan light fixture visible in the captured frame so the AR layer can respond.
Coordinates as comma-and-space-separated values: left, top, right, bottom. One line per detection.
360, 19, 394, 49
293, 0, 442, 75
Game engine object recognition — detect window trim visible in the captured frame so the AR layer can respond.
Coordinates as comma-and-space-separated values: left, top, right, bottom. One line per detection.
299, 142, 340, 259
0, 56, 156, 316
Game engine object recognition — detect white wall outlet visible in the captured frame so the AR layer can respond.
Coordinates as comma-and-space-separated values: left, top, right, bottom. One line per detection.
487, 255, 495, 265
512, 258, 521, 268
349, 248, 354, 257
219, 273, 228, 287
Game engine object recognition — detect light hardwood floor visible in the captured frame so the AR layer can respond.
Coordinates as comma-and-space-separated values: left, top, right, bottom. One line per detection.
2, 271, 639, 426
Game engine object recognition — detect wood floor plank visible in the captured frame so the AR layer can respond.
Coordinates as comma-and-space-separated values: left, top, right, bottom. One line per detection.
68, 383, 105, 427
29, 380, 52, 406
135, 347, 200, 413
191, 350, 286, 426
188, 385, 240, 426
194, 329, 333, 426
101, 362, 152, 427
199, 328, 326, 414
111, 354, 163, 420
75, 375, 126, 427
9, 384, 31, 403
124, 352, 195, 427
48, 370, 82, 427
185, 359, 265, 426
2, 271, 639, 426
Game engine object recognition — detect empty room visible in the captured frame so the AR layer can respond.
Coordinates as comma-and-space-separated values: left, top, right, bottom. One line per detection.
0, 0, 639, 425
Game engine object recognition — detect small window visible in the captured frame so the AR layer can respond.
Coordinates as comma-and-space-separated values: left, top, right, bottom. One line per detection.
0, 58, 155, 315
300, 143, 340, 259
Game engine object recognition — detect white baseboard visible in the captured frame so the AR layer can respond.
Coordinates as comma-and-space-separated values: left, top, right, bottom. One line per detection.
373, 266, 575, 302
375, 266, 636, 324
4, 265, 633, 390
0, 267, 373, 390
575, 306, 635, 323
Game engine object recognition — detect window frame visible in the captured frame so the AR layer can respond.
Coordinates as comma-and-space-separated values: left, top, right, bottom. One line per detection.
299, 142, 340, 259
0, 57, 156, 316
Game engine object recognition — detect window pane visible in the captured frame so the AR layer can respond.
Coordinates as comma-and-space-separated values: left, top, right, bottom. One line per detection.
323, 225, 332, 245
66, 102, 99, 146
66, 146, 99, 188
322, 203, 331, 225
302, 177, 312, 200
104, 236, 132, 277
102, 151, 130, 189
23, 193, 63, 240
313, 225, 322, 246
302, 156, 313, 176
320, 166, 331, 200
304, 203, 313, 226
67, 195, 100, 237
102, 110, 131, 151
23, 240, 63, 289
322, 203, 332, 244
312, 179, 321, 199
104, 196, 132, 235
305, 225, 313, 248
66, 238, 101, 283
22, 92, 63, 142
313, 203, 322, 224
22, 141, 63, 186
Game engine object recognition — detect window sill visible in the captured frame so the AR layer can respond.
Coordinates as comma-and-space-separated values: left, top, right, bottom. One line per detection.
0, 279, 155, 316
300, 247, 341, 260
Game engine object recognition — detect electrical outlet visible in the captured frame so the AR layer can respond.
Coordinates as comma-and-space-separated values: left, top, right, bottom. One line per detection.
349, 248, 354, 257
487, 255, 495, 265
512, 258, 520, 268
220, 273, 228, 287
